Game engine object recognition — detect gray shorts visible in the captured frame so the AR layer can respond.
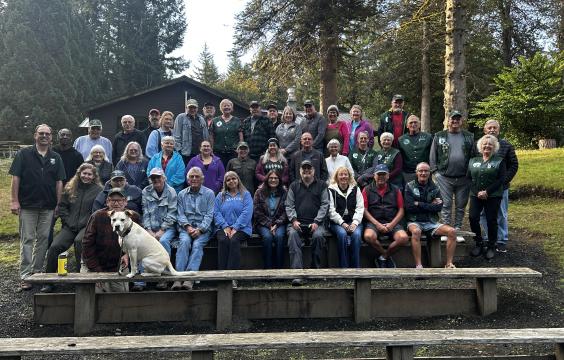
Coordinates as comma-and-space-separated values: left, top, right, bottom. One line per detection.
407, 221, 444, 236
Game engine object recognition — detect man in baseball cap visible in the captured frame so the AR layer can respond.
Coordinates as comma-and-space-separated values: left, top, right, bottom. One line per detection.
377, 94, 410, 148
226, 141, 257, 194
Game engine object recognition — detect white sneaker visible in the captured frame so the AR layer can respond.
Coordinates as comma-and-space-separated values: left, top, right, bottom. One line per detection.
456, 236, 465, 243
232, 280, 238, 289
440, 236, 447, 242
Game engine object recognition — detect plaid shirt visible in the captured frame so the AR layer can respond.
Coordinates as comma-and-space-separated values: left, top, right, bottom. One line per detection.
239, 115, 275, 159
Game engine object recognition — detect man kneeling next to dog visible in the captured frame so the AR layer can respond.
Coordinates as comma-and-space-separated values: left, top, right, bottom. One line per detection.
82, 188, 140, 293
404, 162, 457, 269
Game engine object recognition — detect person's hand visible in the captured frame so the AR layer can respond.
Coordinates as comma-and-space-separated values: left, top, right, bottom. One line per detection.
10, 200, 20, 215
228, 228, 237, 238
310, 223, 318, 232
155, 229, 165, 240
120, 254, 129, 269
292, 220, 301, 231
341, 223, 350, 231
478, 190, 488, 200
432, 198, 443, 205
377, 223, 389, 233
224, 227, 232, 238
54, 205, 60, 217
349, 223, 357, 233
270, 224, 277, 235
191, 228, 202, 238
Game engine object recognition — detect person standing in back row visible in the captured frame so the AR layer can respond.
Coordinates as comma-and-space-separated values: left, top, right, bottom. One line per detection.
239, 101, 275, 162
300, 100, 327, 152
174, 99, 209, 165
377, 94, 410, 148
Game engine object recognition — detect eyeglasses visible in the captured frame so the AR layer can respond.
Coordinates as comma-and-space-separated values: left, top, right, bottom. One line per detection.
108, 198, 125, 203
37, 132, 51, 136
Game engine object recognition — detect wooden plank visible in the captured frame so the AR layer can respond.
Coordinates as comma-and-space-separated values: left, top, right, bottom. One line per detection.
73, 284, 96, 336
216, 281, 232, 330
427, 237, 442, 268
34, 288, 476, 325
476, 278, 497, 316
192, 350, 214, 360
354, 279, 372, 323
386, 345, 414, 360
0, 329, 562, 356
25, 267, 542, 284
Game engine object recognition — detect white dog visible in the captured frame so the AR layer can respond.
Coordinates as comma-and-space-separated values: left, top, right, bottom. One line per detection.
110, 210, 190, 278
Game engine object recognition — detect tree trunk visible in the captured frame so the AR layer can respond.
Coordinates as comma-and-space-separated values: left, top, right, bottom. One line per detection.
443, 0, 467, 129
421, 20, 432, 133
559, 0, 564, 52
498, 0, 513, 67
319, 26, 338, 115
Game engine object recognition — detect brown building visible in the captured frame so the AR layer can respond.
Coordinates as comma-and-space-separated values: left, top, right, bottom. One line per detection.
83, 76, 248, 139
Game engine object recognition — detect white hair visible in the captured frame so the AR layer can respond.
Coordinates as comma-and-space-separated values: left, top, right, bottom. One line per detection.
85, 145, 109, 162
380, 132, 394, 142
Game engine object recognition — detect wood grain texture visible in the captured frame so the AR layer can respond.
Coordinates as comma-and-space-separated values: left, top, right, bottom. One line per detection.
476, 278, 497, 316
25, 267, 542, 284
73, 284, 96, 336
0, 329, 562, 356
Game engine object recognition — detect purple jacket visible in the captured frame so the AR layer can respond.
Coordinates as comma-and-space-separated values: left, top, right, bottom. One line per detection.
185, 154, 225, 194
348, 120, 375, 149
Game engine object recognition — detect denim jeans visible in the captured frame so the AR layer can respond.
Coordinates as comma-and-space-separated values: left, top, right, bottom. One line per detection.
135, 227, 177, 286
19, 208, 54, 279
330, 223, 362, 268
480, 188, 509, 245
257, 225, 286, 269
287, 224, 326, 269
176, 228, 211, 271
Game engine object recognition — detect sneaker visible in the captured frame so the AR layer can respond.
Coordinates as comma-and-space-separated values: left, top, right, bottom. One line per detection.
291, 278, 306, 286
440, 236, 447, 242
485, 247, 495, 260
171, 281, 182, 291
385, 257, 396, 268
131, 284, 145, 292
415, 264, 424, 269
456, 236, 465, 243
444, 263, 456, 269
232, 280, 238, 289
376, 258, 387, 268
20, 281, 32, 291
470, 244, 484, 257
182, 280, 193, 290
496, 244, 507, 253
40, 284, 55, 293
155, 281, 168, 290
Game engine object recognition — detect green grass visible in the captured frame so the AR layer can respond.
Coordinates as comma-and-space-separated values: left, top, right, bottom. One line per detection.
0, 159, 18, 237
0, 239, 19, 266
509, 197, 564, 269
512, 148, 564, 191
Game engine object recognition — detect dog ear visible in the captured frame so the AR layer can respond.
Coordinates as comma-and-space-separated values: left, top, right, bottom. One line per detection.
124, 209, 134, 217
108, 210, 115, 217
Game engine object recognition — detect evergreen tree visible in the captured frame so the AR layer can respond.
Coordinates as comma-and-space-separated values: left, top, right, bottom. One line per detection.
194, 43, 220, 86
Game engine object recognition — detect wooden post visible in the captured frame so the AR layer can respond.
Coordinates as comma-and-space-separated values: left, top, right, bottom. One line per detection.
556, 343, 564, 360
74, 283, 96, 336
386, 345, 414, 360
427, 236, 442, 268
354, 279, 371, 323
216, 281, 233, 330
192, 351, 214, 360
476, 278, 497, 315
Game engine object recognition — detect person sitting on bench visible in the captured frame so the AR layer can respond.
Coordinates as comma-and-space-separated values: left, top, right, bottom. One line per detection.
362, 164, 408, 268
285, 160, 329, 286
404, 162, 457, 269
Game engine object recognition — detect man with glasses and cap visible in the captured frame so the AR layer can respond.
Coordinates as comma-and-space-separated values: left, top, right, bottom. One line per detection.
377, 94, 410, 148
266, 103, 280, 129
73, 119, 113, 163
285, 159, 329, 286
362, 164, 409, 268
300, 100, 327, 152
174, 98, 209, 164
82, 187, 141, 293
429, 110, 476, 235
10, 124, 66, 290
143, 108, 161, 143
92, 170, 142, 214
226, 141, 257, 195
239, 100, 275, 161
203, 102, 216, 131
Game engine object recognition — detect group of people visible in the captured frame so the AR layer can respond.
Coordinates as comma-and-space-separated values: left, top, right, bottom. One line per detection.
9, 94, 518, 292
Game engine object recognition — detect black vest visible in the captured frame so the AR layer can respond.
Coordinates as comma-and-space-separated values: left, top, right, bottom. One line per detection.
365, 183, 399, 223
328, 186, 358, 223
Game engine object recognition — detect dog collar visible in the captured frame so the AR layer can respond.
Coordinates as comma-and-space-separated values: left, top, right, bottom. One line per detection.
121, 227, 132, 238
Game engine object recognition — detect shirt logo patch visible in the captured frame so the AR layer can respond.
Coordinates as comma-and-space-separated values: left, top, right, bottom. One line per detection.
352, 153, 358, 159
377, 154, 382, 160
473, 163, 481, 168
403, 139, 410, 145
50, 158, 56, 165
216, 121, 222, 127
413, 188, 420, 197
438, 138, 446, 145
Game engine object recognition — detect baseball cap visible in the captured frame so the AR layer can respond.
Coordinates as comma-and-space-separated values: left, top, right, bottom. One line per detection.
374, 164, 389, 174
267, 138, 279, 145
148, 168, 165, 177
110, 170, 126, 180
300, 160, 313, 168
267, 103, 278, 110
186, 99, 198, 107
249, 100, 260, 107
449, 110, 463, 118
392, 94, 404, 101
236, 141, 249, 149
203, 102, 214, 107
89, 119, 102, 128
148, 109, 160, 116
107, 187, 126, 198
304, 100, 314, 106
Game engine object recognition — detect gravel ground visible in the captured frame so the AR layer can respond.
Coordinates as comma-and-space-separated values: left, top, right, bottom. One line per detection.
0, 230, 562, 359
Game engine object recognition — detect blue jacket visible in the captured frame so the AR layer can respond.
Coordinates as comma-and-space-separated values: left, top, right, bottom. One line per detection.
142, 183, 178, 231
177, 185, 215, 233
147, 151, 186, 193
214, 191, 253, 236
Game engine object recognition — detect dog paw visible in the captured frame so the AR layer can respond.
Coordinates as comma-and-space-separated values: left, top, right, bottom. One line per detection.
126, 273, 135, 279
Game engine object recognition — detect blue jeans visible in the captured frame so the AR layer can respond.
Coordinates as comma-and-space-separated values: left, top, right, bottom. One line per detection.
330, 223, 362, 268
480, 189, 509, 245
135, 227, 177, 286
176, 228, 211, 271
258, 225, 286, 269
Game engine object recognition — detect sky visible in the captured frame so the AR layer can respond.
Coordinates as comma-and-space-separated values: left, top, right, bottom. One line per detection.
171, 0, 253, 76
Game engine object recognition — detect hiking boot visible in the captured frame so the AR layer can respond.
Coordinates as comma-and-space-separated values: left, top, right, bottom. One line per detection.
485, 247, 496, 260
40, 284, 55, 293
20, 282, 32, 291
496, 244, 508, 253
171, 281, 182, 290
470, 243, 484, 257
375, 257, 387, 268
291, 278, 306, 286
456, 236, 465, 243
155, 281, 168, 290
444, 263, 456, 269
182, 281, 193, 290
385, 257, 396, 268
131, 284, 145, 292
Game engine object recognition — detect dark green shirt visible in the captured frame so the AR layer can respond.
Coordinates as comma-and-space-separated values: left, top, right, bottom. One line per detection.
467, 155, 506, 197
211, 116, 241, 154
348, 148, 377, 179
398, 132, 432, 173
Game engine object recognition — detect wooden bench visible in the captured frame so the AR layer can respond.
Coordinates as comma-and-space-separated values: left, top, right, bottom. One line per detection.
27, 267, 540, 336
197, 229, 475, 269
0, 328, 562, 360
